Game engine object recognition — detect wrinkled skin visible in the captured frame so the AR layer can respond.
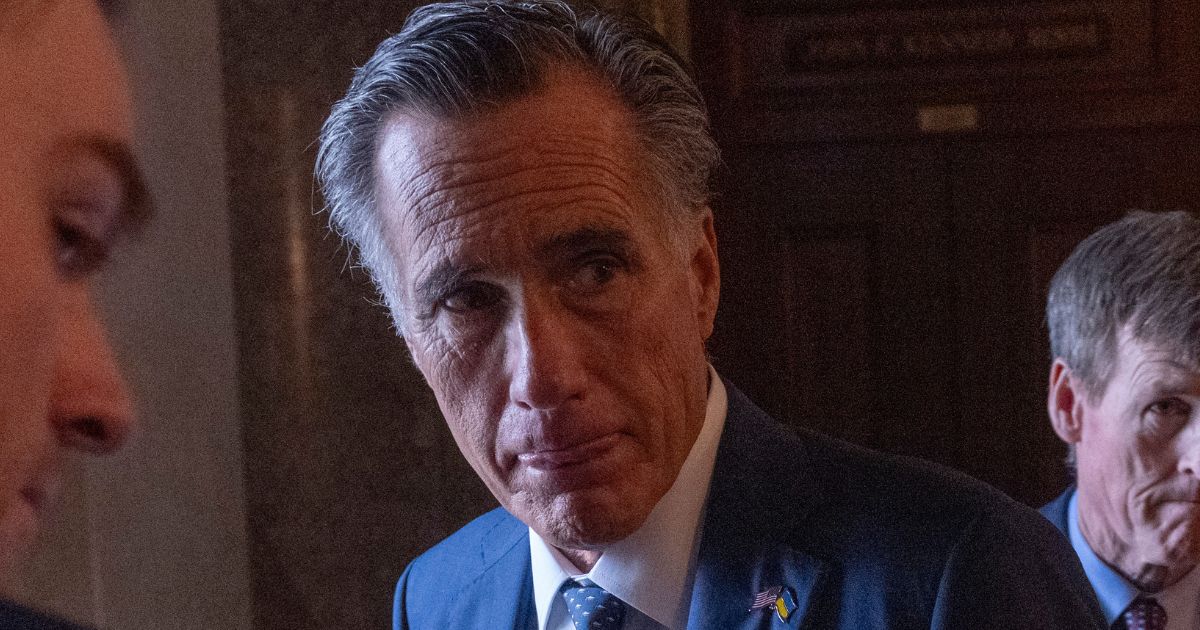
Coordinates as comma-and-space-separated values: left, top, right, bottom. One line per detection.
1049, 329, 1200, 590
0, 0, 141, 593
374, 67, 720, 570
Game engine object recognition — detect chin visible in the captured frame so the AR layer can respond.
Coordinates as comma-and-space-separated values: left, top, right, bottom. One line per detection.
522, 489, 651, 551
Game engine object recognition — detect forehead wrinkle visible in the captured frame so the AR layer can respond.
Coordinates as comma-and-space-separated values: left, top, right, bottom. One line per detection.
1143, 363, 1200, 391
402, 154, 642, 257
408, 187, 638, 285
1127, 354, 1194, 393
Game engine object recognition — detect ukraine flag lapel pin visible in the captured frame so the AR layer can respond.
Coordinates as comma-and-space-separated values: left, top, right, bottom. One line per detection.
773, 586, 798, 622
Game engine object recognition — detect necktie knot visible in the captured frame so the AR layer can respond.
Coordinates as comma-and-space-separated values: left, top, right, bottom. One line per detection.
1114, 597, 1167, 630
559, 578, 626, 630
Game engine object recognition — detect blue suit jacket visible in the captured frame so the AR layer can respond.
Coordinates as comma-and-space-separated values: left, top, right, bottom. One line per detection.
395, 383, 1105, 629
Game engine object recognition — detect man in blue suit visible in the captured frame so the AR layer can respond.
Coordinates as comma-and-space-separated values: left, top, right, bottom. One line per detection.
317, 2, 1104, 628
1041, 212, 1200, 630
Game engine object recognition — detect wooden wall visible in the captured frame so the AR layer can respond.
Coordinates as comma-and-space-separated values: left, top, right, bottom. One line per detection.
692, 0, 1200, 504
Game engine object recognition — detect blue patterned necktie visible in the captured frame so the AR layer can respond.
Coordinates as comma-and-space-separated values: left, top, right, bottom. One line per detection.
559, 578, 627, 630
1112, 597, 1167, 630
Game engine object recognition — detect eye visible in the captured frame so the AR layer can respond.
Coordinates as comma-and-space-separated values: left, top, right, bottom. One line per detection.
55, 205, 113, 279
50, 154, 127, 279
1146, 398, 1192, 419
566, 256, 623, 294
441, 282, 504, 314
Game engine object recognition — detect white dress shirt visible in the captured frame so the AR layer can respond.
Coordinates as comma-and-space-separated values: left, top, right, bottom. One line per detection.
529, 366, 728, 630
1069, 490, 1200, 630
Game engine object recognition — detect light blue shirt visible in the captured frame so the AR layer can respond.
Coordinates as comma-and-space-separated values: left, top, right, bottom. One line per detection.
1068, 490, 1200, 630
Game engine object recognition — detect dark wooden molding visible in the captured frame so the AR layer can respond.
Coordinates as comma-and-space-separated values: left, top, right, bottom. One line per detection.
692, 1, 1200, 142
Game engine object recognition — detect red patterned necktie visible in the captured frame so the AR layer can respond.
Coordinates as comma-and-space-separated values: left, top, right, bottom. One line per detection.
1113, 597, 1167, 630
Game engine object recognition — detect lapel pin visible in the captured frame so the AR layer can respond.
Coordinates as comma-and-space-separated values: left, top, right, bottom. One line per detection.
749, 585, 797, 623
773, 586, 798, 622
749, 586, 782, 612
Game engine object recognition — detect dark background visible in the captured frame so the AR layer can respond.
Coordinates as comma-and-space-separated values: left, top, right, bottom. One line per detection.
218, 2, 1200, 628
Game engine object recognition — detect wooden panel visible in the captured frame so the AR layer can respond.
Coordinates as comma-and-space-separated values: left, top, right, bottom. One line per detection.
739, 3, 1155, 96
949, 132, 1142, 503
779, 235, 873, 444
710, 142, 956, 463
691, 0, 1200, 142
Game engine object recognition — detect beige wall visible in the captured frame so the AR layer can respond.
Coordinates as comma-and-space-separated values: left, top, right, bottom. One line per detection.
23, 1, 253, 628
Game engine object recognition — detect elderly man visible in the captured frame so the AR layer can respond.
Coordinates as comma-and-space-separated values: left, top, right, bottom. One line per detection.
0, 0, 147, 627
318, 2, 1104, 628
1042, 211, 1200, 630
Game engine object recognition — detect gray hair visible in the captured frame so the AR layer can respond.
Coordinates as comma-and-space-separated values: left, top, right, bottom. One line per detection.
315, 0, 719, 315
1047, 210, 1200, 399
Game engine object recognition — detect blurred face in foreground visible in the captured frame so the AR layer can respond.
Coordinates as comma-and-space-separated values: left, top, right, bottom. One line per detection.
0, 0, 145, 593
375, 68, 720, 569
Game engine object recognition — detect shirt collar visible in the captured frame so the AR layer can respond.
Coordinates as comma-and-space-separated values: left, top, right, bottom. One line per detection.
529, 366, 728, 630
1068, 490, 1138, 625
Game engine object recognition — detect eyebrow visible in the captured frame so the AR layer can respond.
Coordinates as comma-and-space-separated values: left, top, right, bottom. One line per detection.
538, 226, 635, 262
412, 227, 635, 308
75, 137, 155, 238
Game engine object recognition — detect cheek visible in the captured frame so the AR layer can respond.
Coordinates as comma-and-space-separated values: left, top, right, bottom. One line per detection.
1129, 434, 1179, 481
409, 331, 505, 458
618, 277, 707, 433
0, 219, 57, 399
0, 225, 58, 524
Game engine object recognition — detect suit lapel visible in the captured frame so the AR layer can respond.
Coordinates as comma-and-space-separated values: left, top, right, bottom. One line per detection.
686, 382, 831, 630
442, 514, 538, 630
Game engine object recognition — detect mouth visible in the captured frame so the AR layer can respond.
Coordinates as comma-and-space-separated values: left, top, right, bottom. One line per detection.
517, 433, 622, 471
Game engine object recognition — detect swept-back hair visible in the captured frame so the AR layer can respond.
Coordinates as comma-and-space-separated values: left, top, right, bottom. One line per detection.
315, 0, 718, 312
1047, 210, 1200, 398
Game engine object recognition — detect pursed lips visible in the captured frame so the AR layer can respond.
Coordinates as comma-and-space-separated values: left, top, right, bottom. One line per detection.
516, 432, 622, 470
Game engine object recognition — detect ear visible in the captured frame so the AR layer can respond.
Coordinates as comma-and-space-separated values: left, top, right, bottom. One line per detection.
688, 207, 720, 341
1047, 358, 1085, 444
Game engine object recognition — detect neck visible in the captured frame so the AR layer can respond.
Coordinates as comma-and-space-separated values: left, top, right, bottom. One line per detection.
558, 547, 602, 573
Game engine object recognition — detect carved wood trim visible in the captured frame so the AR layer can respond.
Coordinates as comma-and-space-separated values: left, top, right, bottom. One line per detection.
692, 0, 1200, 141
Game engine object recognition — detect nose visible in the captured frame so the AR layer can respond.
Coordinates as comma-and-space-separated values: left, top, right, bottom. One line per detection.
1178, 418, 1200, 478
506, 292, 587, 411
49, 287, 135, 454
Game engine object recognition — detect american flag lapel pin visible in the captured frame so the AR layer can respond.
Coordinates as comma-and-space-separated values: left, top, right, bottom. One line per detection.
749, 586, 782, 612
749, 585, 797, 623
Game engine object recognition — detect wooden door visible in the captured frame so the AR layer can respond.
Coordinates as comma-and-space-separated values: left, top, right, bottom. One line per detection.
691, 0, 1200, 505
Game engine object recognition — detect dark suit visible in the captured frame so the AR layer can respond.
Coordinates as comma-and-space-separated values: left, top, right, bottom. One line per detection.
394, 383, 1105, 629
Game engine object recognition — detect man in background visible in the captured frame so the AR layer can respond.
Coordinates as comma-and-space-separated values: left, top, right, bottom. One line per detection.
318, 1, 1104, 628
1043, 211, 1200, 630
0, 0, 149, 626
